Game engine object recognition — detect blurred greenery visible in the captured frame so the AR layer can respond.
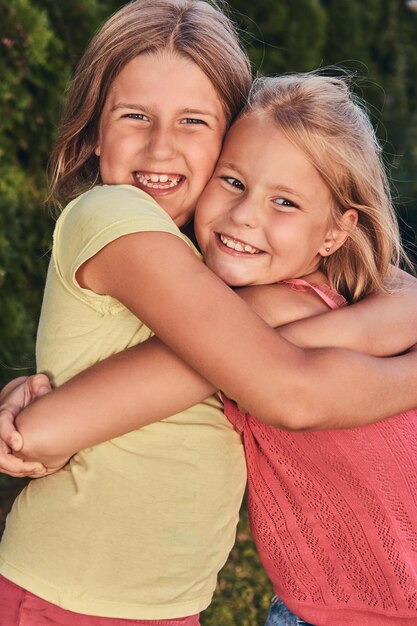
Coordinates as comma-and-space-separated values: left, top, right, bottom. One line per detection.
0, 0, 417, 624
203, 498, 273, 625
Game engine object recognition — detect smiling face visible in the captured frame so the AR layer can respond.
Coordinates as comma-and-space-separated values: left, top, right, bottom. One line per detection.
95, 51, 227, 227
194, 112, 338, 287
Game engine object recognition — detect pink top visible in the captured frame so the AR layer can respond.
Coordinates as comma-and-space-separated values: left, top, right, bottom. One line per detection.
224, 279, 417, 626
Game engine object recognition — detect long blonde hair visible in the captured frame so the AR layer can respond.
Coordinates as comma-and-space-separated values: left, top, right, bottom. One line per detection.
49, 0, 252, 207
246, 73, 408, 301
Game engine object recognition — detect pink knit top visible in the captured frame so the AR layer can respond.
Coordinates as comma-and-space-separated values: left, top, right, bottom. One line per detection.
224, 279, 417, 626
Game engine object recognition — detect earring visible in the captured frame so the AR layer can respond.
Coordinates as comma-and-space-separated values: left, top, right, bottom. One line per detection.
325, 247, 330, 252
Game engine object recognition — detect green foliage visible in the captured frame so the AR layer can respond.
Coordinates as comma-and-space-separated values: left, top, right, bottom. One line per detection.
0, 0, 117, 385
203, 500, 273, 625
320, 0, 417, 252
0, 0, 60, 383
233, 0, 327, 74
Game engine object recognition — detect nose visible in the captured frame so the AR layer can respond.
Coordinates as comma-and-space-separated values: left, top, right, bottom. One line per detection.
229, 196, 260, 229
145, 123, 177, 161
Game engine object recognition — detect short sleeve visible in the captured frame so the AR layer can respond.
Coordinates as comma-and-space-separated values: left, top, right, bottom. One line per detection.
53, 184, 195, 314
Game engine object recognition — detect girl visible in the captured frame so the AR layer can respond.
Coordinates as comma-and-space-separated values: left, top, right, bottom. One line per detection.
0, 1, 253, 624
199, 74, 417, 625
1, 2, 417, 625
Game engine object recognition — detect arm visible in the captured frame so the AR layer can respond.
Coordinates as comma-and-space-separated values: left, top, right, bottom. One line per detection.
254, 267, 417, 356
7, 269, 417, 469
235, 282, 330, 327
76, 231, 417, 427
58, 231, 417, 427
0, 284, 325, 471
14, 338, 214, 471
8, 285, 324, 469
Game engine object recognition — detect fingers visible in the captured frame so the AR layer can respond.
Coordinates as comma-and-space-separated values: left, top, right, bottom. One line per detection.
0, 377, 29, 401
0, 374, 52, 475
0, 374, 52, 453
0, 440, 46, 478
26, 373, 52, 400
28, 465, 65, 479
0, 408, 23, 451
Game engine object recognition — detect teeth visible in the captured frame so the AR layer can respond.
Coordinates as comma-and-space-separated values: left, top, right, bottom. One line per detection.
219, 234, 260, 254
135, 172, 182, 189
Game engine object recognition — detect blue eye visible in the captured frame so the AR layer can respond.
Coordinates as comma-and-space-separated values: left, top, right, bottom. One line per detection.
222, 176, 245, 190
274, 197, 298, 208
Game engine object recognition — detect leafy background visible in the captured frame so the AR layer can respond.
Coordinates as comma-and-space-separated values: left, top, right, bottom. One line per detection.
0, 1, 416, 623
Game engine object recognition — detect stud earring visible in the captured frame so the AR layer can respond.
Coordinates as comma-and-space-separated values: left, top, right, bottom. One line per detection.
325, 247, 330, 252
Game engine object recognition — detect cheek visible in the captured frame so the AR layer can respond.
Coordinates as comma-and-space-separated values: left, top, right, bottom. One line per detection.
193, 212, 209, 252
97, 146, 115, 180
197, 136, 224, 175
194, 200, 220, 253
195, 194, 221, 237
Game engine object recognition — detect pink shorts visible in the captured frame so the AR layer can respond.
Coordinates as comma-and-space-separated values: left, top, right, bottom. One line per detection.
0, 576, 200, 626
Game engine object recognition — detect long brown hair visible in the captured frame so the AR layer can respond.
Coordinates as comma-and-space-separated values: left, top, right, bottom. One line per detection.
49, 0, 252, 208
246, 73, 410, 301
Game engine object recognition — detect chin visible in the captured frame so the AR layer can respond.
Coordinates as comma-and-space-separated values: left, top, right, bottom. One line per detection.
205, 258, 244, 286
218, 272, 247, 287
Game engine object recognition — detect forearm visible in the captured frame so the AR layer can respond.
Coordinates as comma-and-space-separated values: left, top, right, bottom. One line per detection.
14, 318, 417, 465
15, 338, 214, 467
10, 282, 326, 465
284, 347, 416, 430
280, 267, 417, 356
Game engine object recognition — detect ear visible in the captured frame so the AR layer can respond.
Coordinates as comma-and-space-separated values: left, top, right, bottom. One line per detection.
319, 209, 358, 257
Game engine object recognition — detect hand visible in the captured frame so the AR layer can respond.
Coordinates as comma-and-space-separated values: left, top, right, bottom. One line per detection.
0, 374, 52, 477
26, 460, 69, 479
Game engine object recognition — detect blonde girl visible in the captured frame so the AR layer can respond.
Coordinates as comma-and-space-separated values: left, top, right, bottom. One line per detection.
1, 3, 417, 626
200, 73, 417, 625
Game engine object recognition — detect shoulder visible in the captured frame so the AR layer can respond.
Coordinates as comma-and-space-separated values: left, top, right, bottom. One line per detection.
237, 281, 331, 327
282, 277, 347, 311
52, 185, 195, 290
60, 184, 172, 228
54, 184, 187, 259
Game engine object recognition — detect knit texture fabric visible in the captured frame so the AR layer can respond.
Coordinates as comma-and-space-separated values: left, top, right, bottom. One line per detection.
224, 279, 417, 626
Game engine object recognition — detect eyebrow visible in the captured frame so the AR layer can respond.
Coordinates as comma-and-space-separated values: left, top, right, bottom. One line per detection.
110, 103, 221, 121
270, 184, 306, 200
216, 160, 246, 178
110, 102, 149, 113
182, 108, 221, 121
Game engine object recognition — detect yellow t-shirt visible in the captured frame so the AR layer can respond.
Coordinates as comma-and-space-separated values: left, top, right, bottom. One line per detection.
0, 185, 246, 619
